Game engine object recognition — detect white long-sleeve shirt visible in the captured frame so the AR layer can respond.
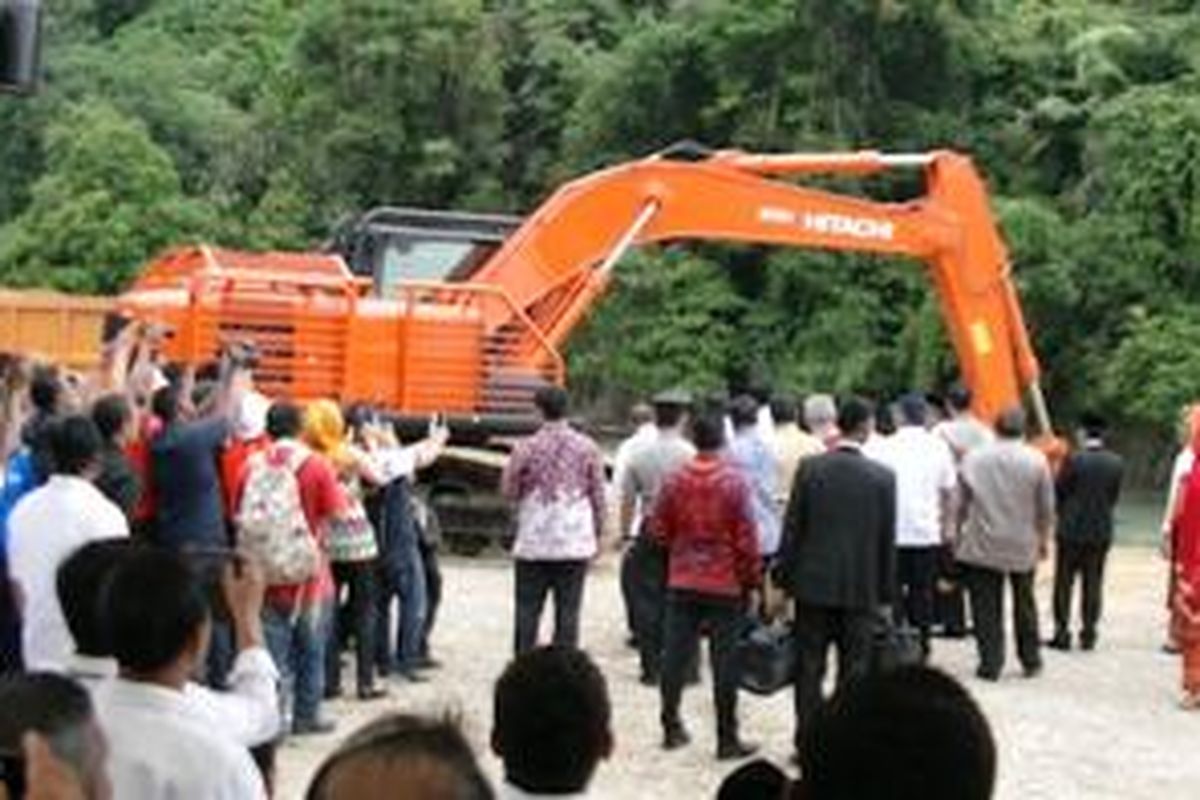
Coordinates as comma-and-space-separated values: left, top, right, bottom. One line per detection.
67, 647, 280, 747
94, 677, 268, 800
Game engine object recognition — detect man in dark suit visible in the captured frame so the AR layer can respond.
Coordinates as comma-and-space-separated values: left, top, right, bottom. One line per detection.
1049, 413, 1124, 652
776, 396, 896, 755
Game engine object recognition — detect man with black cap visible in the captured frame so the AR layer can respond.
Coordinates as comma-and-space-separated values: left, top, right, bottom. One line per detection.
1049, 413, 1124, 651
618, 389, 696, 684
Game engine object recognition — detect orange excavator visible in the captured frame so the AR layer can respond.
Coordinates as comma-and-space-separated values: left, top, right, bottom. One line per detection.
1, 143, 1052, 544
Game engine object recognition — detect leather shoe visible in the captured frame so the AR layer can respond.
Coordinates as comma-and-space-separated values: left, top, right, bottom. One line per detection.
1022, 663, 1043, 679
357, 686, 389, 701
293, 717, 337, 736
717, 740, 759, 761
395, 669, 429, 684
975, 667, 1000, 682
1046, 634, 1071, 651
662, 725, 691, 751
1080, 633, 1097, 652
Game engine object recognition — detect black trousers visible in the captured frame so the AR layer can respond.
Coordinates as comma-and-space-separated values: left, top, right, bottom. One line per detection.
419, 538, 442, 659
622, 537, 669, 679
1053, 539, 1110, 642
660, 591, 743, 745
964, 565, 1041, 676
514, 560, 588, 654
896, 546, 938, 650
327, 560, 377, 693
793, 603, 874, 751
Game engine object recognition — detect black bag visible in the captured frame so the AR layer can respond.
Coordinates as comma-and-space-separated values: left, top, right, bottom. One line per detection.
736, 618, 796, 696
870, 614, 924, 673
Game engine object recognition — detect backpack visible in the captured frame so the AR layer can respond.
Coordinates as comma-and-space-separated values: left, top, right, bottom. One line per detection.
236, 443, 320, 586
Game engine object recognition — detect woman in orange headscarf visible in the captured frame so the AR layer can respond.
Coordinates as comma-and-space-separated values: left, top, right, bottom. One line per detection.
304, 399, 388, 701
1168, 406, 1200, 707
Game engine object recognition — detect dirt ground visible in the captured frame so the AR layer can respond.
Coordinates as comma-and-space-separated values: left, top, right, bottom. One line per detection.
276, 546, 1200, 799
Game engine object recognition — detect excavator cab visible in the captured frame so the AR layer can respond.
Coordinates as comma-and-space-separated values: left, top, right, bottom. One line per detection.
330, 207, 521, 298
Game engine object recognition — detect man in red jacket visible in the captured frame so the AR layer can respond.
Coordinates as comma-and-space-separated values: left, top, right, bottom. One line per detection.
652, 412, 762, 761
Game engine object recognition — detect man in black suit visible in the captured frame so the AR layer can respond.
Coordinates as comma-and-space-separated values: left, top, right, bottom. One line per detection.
1049, 413, 1124, 652
776, 396, 896, 755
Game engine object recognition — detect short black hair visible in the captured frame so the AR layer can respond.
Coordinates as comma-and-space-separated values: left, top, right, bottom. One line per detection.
653, 402, 686, 429
770, 394, 799, 425
91, 392, 132, 443
57, 540, 137, 658
800, 666, 995, 800
46, 415, 103, 476
534, 386, 569, 421
306, 714, 492, 800
106, 547, 209, 673
730, 394, 759, 429
690, 413, 726, 452
897, 393, 928, 427
946, 383, 972, 413
995, 406, 1026, 439
266, 400, 304, 440
151, 384, 180, 425
717, 759, 790, 799
836, 396, 875, 438
29, 365, 62, 415
1079, 411, 1107, 438
0, 672, 93, 763
493, 646, 611, 795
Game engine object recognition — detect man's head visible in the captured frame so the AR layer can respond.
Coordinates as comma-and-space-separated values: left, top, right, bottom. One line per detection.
994, 407, 1026, 440
730, 394, 759, 431
105, 548, 210, 683
946, 383, 972, 415
306, 714, 492, 800
896, 393, 928, 428
91, 394, 134, 447
0, 673, 111, 800
150, 385, 181, 426
235, 391, 271, 441
770, 394, 799, 426
629, 403, 653, 429
533, 386, 569, 423
690, 412, 727, 453
47, 415, 103, 478
266, 400, 304, 441
717, 759, 790, 800
29, 365, 62, 416
799, 666, 996, 800
57, 540, 136, 659
492, 646, 612, 795
652, 399, 687, 430
803, 394, 837, 434
836, 396, 875, 443
1078, 411, 1107, 442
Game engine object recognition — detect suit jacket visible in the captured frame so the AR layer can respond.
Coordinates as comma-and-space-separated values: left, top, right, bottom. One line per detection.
1056, 444, 1124, 543
776, 444, 896, 610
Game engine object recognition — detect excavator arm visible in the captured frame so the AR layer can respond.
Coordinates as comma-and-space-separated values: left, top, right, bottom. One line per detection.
469, 146, 1048, 431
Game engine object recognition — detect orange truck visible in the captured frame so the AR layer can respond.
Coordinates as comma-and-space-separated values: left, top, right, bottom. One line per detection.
0, 144, 1053, 543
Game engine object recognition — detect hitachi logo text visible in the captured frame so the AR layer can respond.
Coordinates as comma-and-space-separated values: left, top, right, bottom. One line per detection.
759, 207, 895, 242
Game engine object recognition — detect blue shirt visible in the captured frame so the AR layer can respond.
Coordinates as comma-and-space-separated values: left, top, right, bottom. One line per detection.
0, 449, 38, 563
729, 430, 782, 556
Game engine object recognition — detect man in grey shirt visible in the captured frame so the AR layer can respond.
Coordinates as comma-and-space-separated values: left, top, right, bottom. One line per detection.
619, 390, 695, 684
957, 407, 1055, 681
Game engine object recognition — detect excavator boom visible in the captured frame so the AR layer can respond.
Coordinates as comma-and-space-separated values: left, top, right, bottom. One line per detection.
468, 145, 1046, 429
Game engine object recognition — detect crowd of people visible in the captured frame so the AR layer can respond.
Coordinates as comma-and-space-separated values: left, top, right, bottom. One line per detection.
0, 317, 1193, 798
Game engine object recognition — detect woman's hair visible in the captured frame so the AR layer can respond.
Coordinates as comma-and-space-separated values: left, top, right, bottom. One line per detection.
304, 398, 353, 469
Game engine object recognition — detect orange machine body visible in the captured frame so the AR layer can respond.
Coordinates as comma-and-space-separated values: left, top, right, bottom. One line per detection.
8, 146, 1047, 431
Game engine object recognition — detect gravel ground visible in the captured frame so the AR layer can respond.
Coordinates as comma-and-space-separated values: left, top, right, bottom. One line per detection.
276, 547, 1200, 799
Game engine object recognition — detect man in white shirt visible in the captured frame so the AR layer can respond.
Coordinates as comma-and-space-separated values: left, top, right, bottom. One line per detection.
493, 647, 612, 798
57, 540, 280, 748
870, 394, 957, 658
93, 547, 267, 799
7, 415, 129, 671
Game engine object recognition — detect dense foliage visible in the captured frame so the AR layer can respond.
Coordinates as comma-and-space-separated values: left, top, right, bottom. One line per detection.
3, 0, 1200, 447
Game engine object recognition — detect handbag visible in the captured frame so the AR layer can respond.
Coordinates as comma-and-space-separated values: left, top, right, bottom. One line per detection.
735, 616, 797, 696
327, 496, 379, 563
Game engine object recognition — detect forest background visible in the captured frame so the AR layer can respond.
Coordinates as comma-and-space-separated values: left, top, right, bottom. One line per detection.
2, 0, 1199, 482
